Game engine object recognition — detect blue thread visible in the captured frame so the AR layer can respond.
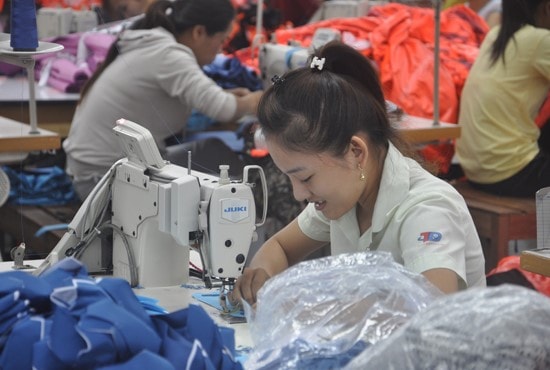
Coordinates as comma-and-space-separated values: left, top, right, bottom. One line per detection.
10, 0, 39, 51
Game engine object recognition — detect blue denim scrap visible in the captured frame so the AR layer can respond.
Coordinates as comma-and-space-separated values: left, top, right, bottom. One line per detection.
3, 166, 77, 206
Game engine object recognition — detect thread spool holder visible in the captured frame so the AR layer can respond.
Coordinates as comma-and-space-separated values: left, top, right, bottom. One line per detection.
0, 33, 63, 134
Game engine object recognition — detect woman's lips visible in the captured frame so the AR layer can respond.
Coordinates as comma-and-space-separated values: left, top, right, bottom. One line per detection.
314, 201, 326, 211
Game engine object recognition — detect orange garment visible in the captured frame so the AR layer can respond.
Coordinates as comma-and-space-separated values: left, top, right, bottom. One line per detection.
536, 92, 550, 128
488, 255, 550, 297
252, 3, 488, 173
38, 0, 100, 9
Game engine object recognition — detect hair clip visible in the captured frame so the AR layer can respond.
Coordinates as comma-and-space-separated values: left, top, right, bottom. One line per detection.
271, 75, 285, 85
310, 56, 325, 71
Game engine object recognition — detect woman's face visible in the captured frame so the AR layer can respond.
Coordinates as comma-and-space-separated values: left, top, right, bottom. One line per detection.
193, 25, 232, 66
266, 138, 366, 220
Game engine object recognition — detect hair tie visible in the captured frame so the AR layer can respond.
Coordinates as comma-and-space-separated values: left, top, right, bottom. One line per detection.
271, 75, 285, 85
165, 7, 173, 15
310, 56, 325, 71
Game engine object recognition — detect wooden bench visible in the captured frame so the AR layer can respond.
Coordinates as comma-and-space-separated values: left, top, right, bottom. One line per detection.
452, 181, 537, 273
0, 203, 79, 260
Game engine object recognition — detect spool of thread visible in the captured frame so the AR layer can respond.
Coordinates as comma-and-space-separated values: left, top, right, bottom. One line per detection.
10, 0, 39, 51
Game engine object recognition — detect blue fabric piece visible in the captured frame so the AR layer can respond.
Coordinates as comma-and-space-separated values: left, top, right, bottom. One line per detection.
0, 294, 28, 336
77, 300, 162, 361
9, 0, 38, 51
35, 223, 69, 237
193, 292, 245, 319
187, 110, 218, 132
32, 340, 70, 370
151, 317, 212, 370
39, 257, 91, 288
152, 304, 242, 370
0, 258, 244, 370
96, 350, 175, 370
3, 166, 77, 206
203, 54, 262, 92
49, 308, 88, 365
136, 295, 169, 315
50, 278, 111, 314
98, 278, 156, 325
0, 316, 44, 370
0, 270, 53, 312
255, 339, 369, 370
186, 131, 245, 152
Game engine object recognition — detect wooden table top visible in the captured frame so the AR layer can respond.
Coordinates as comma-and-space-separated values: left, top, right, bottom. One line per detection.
398, 115, 460, 143
0, 116, 61, 153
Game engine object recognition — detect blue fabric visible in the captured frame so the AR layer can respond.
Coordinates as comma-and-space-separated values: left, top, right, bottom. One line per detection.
0, 271, 53, 336
136, 295, 169, 315
187, 54, 261, 133
98, 278, 156, 325
255, 339, 369, 370
203, 54, 262, 92
0, 316, 45, 370
96, 350, 175, 370
192, 292, 245, 319
35, 223, 69, 237
186, 131, 245, 152
0, 258, 243, 370
39, 257, 91, 288
3, 166, 77, 206
187, 110, 218, 132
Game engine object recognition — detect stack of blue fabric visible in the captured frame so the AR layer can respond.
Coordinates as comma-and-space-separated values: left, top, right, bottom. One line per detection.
0, 258, 242, 370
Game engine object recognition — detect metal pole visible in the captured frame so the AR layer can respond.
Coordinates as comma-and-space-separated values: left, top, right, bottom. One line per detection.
433, 0, 441, 126
25, 58, 39, 134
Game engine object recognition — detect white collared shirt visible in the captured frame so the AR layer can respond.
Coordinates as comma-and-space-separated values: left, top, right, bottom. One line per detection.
298, 143, 486, 289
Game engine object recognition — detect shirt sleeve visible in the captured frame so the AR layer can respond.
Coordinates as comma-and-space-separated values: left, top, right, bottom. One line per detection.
297, 203, 331, 242
397, 190, 474, 288
156, 45, 237, 122
533, 31, 550, 81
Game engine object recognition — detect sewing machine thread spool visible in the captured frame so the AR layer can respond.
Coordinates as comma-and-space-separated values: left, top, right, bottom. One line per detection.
10, 0, 39, 51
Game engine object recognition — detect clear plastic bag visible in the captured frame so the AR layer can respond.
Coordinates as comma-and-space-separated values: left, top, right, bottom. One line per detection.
345, 284, 550, 370
244, 251, 442, 369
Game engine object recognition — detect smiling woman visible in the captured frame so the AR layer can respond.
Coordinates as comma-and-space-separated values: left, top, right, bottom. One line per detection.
231, 41, 487, 306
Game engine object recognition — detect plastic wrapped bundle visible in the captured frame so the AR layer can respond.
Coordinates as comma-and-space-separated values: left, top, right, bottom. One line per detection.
345, 285, 550, 370
244, 251, 442, 369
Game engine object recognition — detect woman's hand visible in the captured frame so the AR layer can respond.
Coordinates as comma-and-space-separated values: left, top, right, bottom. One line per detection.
230, 267, 271, 307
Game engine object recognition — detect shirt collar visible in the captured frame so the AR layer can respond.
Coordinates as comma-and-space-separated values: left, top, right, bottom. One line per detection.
371, 142, 411, 233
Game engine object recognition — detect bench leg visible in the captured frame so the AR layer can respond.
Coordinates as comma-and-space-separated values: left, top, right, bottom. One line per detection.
488, 215, 510, 272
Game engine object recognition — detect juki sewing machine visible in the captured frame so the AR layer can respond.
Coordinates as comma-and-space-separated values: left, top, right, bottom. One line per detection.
33, 119, 267, 306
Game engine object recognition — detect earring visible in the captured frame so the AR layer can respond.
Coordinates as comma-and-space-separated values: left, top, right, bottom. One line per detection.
358, 164, 366, 181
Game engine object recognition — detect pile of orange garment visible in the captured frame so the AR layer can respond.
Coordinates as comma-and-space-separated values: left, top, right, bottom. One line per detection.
234, 3, 489, 174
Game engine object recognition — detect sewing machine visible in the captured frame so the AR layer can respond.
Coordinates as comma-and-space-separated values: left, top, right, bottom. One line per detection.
33, 119, 267, 299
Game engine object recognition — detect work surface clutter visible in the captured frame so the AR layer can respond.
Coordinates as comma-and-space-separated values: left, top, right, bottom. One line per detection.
1, 253, 550, 369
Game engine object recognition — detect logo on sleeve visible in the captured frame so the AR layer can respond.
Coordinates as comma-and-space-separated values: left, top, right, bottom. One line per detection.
418, 231, 442, 243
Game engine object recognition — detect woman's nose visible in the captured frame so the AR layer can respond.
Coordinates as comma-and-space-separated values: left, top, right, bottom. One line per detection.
291, 180, 310, 202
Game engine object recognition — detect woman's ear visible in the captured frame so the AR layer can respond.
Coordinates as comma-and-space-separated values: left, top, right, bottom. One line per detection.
191, 24, 206, 40
349, 135, 368, 162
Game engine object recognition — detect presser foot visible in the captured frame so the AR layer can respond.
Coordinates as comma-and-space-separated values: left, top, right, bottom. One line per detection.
11, 243, 35, 270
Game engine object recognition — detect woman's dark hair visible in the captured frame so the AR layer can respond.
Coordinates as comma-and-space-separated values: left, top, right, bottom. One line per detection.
257, 40, 404, 161
490, 0, 546, 65
80, 0, 235, 101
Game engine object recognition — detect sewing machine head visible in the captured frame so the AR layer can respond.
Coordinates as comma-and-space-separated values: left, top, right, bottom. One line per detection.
35, 119, 267, 303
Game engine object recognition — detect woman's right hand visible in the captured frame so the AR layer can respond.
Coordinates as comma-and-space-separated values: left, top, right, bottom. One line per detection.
230, 267, 271, 307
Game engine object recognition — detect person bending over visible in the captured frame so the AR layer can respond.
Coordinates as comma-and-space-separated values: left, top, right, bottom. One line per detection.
64, 0, 262, 201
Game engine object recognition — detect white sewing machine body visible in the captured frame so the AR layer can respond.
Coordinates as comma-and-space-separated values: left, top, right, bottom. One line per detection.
35, 119, 267, 289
